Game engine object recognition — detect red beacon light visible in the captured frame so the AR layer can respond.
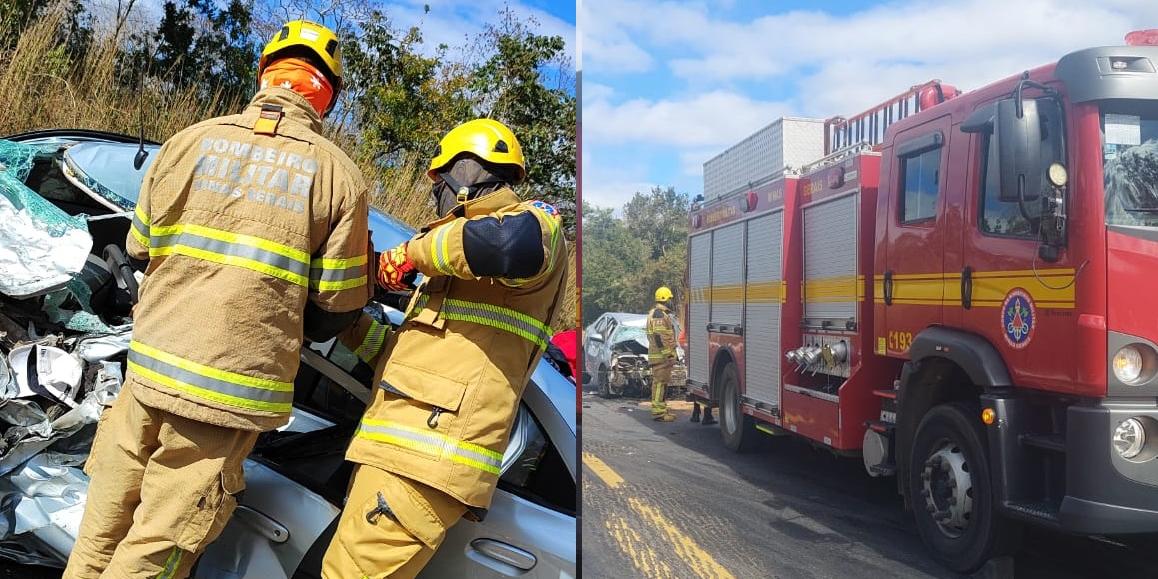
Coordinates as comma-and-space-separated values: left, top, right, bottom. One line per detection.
745, 190, 758, 212
1126, 29, 1158, 46
917, 82, 961, 112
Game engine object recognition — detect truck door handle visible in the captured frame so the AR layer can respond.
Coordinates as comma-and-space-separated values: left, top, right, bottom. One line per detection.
961, 266, 973, 309
883, 270, 894, 305
469, 538, 537, 572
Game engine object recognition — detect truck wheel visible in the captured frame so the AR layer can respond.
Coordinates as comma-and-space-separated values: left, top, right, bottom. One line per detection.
719, 363, 754, 452
908, 402, 1021, 573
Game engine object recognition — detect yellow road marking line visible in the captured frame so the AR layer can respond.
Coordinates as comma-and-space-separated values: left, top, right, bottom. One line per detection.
583, 452, 625, 488
627, 496, 737, 579
603, 509, 677, 578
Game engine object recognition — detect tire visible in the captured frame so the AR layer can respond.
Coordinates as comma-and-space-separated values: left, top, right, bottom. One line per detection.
718, 362, 754, 452
908, 402, 1021, 573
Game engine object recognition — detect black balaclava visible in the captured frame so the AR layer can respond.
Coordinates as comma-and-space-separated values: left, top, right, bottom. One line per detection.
432, 156, 516, 217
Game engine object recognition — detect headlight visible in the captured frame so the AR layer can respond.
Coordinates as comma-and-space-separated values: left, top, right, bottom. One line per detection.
1113, 418, 1146, 459
1113, 345, 1145, 384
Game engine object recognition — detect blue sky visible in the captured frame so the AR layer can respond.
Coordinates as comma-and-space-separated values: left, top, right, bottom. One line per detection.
580, 0, 1158, 208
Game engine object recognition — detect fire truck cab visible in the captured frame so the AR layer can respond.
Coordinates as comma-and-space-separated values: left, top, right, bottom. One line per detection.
686, 36, 1158, 572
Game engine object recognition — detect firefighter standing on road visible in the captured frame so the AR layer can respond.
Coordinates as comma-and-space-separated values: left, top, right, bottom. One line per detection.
648, 287, 678, 422
322, 119, 569, 578
64, 21, 371, 579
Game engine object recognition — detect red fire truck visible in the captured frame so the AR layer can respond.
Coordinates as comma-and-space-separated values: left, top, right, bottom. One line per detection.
685, 34, 1158, 572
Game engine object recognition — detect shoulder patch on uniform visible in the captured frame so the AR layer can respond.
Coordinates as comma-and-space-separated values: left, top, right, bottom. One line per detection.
529, 200, 560, 219
652, 309, 664, 319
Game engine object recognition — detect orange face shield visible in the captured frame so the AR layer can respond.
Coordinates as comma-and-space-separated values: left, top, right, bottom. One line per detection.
259, 58, 335, 117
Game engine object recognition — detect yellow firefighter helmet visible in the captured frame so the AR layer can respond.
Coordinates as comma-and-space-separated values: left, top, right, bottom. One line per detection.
259, 20, 344, 94
655, 286, 673, 302
428, 119, 526, 184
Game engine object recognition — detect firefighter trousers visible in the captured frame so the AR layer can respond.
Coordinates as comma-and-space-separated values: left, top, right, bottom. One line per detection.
649, 359, 673, 414
63, 380, 258, 579
322, 463, 467, 579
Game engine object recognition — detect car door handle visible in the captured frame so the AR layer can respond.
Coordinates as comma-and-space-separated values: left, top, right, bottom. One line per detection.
469, 538, 537, 572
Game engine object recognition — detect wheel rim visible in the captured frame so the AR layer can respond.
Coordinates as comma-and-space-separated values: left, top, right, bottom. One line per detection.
919, 439, 974, 539
722, 378, 737, 436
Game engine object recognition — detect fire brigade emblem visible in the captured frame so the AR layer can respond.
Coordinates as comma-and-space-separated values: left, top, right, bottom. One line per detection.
1001, 289, 1035, 349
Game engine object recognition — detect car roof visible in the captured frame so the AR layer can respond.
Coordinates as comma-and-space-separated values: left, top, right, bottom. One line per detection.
601, 312, 646, 327
3, 129, 419, 253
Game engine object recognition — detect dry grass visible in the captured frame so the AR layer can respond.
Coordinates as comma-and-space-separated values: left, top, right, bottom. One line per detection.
0, 9, 577, 328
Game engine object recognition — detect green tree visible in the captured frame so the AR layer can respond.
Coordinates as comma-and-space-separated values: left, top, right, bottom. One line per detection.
147, 0, 257, 101
0, 0, 90, 55
581, 187, 692, 326
580, 203, 646, 326
471, 6, 576, 218
343, 11, 472, 164
621, 186, 690, 260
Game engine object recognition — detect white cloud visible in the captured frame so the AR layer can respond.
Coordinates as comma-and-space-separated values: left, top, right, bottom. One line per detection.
581, 147, 659, 208
583, 178, 660, 209
677, 148, 720, 177
584, 90, 790, 147
582, 81, 614, 103
582, 0, 1158, 208
577, 0, 653, 73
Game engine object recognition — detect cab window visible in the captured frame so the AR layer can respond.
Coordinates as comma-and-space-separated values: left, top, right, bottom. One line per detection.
898, 135, 943, 223
979, 134, 1034, 237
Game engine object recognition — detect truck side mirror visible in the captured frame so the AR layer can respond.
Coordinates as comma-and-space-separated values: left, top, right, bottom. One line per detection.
995, 98, 1043, 203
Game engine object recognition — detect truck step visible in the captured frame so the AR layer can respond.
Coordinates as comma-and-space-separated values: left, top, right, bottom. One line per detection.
1020, 433, 1066, 453
868, 463, 896, 477
871, 388, 897, 400
1003, 500, 1061, 525
865, 419, 895, 433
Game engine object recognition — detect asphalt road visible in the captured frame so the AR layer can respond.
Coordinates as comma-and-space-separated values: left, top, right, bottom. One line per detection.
580, 391, 1158, 579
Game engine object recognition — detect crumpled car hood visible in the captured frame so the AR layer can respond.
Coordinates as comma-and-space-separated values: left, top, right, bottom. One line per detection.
610, 334, 648, 355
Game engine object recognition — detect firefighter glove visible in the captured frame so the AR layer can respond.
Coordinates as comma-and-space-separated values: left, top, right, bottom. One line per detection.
377, 243, 417, 291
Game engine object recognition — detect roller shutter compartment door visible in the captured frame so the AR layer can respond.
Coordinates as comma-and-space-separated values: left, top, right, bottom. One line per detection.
710, 223, 744, 326
744, 213, 782, 407
688, 233, 712, 385
803, 194, 859, 323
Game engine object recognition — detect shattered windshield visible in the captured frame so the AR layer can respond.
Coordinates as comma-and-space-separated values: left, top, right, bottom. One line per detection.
612, 325, 646, 345
1102, 106, 1158, 227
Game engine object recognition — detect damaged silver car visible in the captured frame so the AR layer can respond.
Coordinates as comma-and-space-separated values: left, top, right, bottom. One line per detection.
0, 130, 576, 578
582, 312, 687, 399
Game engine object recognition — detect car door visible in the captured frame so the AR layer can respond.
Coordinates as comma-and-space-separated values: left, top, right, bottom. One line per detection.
959, 97, 1079, 393
584, 316, 609, 377
420, 402, 576, 578
880, 115, 953, 356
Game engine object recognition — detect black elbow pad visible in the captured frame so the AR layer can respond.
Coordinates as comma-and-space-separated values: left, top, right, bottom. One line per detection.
462, 212, 545, 278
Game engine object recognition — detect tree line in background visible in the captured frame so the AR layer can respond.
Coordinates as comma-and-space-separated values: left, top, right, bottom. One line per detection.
0, 0, 576, 227
0, 0, 578, 326
582, 186, 690, 327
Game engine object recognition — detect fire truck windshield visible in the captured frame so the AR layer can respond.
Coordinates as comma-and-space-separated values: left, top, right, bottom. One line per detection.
1103, 106, 1158, 227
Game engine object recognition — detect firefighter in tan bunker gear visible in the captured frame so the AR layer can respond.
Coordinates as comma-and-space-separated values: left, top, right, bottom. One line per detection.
321, 119, 568, 578
64, 21, 371, 579
648, 287, 677, 421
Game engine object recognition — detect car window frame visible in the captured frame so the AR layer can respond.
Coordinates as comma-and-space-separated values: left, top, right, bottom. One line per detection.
498, 403, 576, 516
